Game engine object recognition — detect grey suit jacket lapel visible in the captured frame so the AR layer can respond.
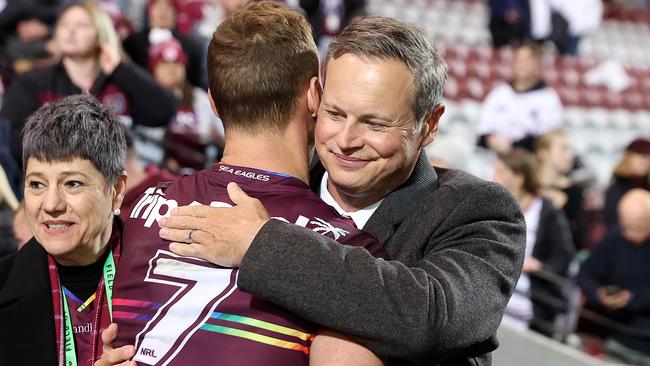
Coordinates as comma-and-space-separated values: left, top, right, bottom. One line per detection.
364, 150, 439, 252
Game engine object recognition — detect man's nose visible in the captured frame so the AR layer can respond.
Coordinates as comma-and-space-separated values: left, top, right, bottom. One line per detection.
335, 120, 363, 150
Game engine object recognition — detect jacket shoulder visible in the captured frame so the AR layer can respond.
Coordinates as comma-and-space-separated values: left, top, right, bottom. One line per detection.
0, 239, 44, 290
436, 168, 508, 197
425, 168, 522, 224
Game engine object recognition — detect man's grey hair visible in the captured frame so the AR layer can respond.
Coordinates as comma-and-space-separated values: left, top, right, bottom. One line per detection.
22, 94, 126, 184
325, 16, 448, 129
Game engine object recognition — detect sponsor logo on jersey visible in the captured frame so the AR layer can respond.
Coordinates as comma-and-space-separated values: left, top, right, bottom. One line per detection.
129, 187, 230, 228
130, 187, 349, 239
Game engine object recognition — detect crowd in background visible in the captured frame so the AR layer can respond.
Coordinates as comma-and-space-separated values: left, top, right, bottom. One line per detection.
0, 0, 649, 364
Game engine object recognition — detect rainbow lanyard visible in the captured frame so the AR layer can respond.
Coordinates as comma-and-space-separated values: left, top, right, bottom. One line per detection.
61, 251, 116, 366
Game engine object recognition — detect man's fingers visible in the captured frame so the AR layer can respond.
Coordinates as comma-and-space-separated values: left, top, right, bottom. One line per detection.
159, 215, 210, 231
227, 182, 252, 205
159, 227, 189, 243
169, 242, 206, 258
169, 204, 224, 218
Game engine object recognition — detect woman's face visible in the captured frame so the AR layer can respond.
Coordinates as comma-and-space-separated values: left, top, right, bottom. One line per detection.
24, 157, 125, 265
492, 158, 521, 193
154, 61, 186, 90
627, 152, 650, 176
55, 6, 99, 58
544, 135, 574, 174
149, 0, 177, 29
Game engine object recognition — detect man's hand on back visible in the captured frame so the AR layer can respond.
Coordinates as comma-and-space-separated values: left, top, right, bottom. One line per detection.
160, 182, 270, 267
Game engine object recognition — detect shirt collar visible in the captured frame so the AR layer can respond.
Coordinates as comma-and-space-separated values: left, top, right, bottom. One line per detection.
319, 172, 383, 229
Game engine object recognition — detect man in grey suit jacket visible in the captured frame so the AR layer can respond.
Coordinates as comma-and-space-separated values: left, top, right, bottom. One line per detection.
159, 16, 526, 365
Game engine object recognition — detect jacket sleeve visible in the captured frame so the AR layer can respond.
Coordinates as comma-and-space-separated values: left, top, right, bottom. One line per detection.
237, 182, 525, 362
110, 62, 178, 127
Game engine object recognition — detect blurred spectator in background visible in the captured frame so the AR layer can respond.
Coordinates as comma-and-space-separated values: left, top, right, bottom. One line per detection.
122, 0, 206, 89
179, 0, 248, 93
117, 0, 148, 32
576, 189, 650, 365
603, 138, 650, 229
0, 0, 177, 168
99, 0, 135, 41
0, 0, 61, 76
0, 88, 21, 258
494, 148, 575, 337
489, 0, 602, 54
191, 0, 247, 43
488, 0, 530, 48
119, 130, 176, 220
0, 164, 18, 211
549, 0, 603, 55
536, 130, 591, 249
301, 0, 366, 55
478, 41, 562, 153
0, 127, 21, 200
0, 163, 19, 258
148, 37, 224, 173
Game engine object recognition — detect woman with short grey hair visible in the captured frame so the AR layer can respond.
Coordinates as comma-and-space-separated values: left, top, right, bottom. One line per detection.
0, 94, 128, 365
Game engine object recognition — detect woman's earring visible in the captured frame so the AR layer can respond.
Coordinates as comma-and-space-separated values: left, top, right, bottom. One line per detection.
113, 208, 121, 216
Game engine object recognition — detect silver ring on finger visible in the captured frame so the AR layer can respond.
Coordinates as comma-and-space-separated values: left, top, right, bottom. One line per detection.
188, 229, 194, 243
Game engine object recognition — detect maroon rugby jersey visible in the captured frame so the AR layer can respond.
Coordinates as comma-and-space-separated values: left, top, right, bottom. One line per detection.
112, 163, 387, 365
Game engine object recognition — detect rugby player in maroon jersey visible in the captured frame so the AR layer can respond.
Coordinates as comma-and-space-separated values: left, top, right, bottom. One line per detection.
95, 2, 387, 365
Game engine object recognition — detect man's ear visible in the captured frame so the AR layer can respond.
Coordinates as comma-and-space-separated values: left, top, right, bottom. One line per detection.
208, 89, 221, 118
420, 104, 444, 148
307, 76, 322, 118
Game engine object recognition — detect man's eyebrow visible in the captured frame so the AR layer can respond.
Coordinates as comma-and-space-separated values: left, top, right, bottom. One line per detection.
358, 113, 391, 122
322, 103, 342, 111
322, 103, 391, 122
